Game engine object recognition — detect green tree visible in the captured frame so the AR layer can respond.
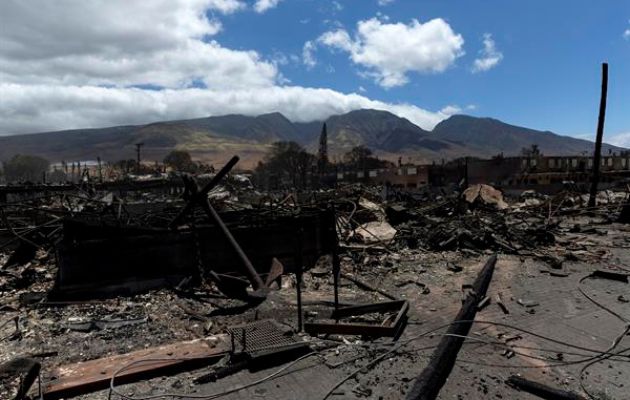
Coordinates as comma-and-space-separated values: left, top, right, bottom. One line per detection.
163, 150, 197, 172
343, 145, 389, 169
255, 141, 315, 189
521, 144, 540, 157
2, 154, 50, 183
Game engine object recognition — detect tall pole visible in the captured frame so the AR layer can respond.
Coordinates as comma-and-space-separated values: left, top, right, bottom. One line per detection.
135, 142, 144, 175
588, 63, 608, 207
318, 122, 328, 174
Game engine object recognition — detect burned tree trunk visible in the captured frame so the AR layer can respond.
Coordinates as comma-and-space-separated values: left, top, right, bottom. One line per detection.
405, 254, 498, 400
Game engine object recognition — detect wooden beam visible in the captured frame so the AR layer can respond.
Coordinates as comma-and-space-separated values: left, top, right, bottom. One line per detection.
42, 335, 230, 399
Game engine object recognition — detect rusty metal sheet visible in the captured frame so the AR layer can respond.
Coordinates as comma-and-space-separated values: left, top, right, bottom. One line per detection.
42, 335, 230, 399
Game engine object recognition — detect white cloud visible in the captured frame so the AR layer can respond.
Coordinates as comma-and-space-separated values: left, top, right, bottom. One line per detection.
439, 105, 462, 115
0, 1, 278, 90
375, 12, 390, 22
608, 132, 630, 148
0, 83, 451, 134
472, 33, 503, 73
438, 104, 478, 115
206, 0, 246, 13
302, 41, 317, 68
254, 0, 282, 13
0, 1, 454, 136
377, 0, 395, 6
319, 29, 355, 52
317, 18, 464, 88
0, 1, 227, 60
624, 29, 630, 40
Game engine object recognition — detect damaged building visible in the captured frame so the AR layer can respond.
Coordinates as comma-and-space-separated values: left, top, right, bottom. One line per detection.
2, 153, 630, 400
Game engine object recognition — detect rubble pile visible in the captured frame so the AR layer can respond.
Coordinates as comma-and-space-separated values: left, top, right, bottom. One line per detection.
2, 164, 630, 400
331, 184, 556, 254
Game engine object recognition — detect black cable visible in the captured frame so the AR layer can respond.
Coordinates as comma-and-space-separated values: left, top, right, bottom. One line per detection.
576, 273, 630, 399
322, 316, 630, 399
107, 352, 318, 400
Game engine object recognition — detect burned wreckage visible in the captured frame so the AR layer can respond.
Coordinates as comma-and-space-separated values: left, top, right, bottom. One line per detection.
2, 154, 630, 400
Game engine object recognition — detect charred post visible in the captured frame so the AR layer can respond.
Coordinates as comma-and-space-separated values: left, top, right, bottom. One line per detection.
405, 254, 498, 400
588, 62, 608, 208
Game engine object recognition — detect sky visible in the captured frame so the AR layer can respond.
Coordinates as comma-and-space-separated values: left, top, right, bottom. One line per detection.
0, 0, 629, 145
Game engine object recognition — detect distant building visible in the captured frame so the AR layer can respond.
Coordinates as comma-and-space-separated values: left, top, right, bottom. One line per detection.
335, 152, 630, 193
336, 164, 429, 188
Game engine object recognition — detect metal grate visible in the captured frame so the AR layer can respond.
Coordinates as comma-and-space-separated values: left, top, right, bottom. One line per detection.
228, 319, 297, 354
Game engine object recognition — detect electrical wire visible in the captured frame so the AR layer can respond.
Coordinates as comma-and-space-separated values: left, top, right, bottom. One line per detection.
107, 352, 318, 400
576, 272, 630, 399
0, 208, 43, 250
327, 334, 630, 371
408, 319, 630, 356
425, 332, 630, 365
0, 316, 20, 342
321, 342, 408, 399
579, 326, 630, 399
406, 332, 630, 369
108, 273, 629, 400
578, 274, 629, 324
321, 316, 630, 399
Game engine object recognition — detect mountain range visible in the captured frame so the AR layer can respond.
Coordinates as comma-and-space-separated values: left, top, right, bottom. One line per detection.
0, 109, 623, 168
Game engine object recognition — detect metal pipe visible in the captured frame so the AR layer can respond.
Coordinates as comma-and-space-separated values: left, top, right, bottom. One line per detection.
169, 155, 239, 228
201, 198, 266, 293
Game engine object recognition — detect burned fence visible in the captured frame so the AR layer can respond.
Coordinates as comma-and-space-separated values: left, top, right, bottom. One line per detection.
53, 207, 337, 299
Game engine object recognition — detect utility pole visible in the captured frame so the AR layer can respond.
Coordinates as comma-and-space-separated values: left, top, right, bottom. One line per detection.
135, 142, 144, 175
588, 63, 608, 208
318, 123, 328, 174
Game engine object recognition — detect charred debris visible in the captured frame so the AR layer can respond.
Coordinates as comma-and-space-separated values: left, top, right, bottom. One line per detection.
2, 154, 630, 400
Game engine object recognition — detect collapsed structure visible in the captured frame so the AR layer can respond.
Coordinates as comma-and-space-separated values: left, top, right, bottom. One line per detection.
2, 154, 630, 400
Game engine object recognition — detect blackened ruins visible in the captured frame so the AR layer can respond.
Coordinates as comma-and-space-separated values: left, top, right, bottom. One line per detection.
2, 149, 630, 400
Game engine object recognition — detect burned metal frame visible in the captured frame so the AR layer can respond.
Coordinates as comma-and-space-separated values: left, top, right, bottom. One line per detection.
304, 300, 409, 337
50, 155, 335, 299
53, 207, 337, 299
227, 319, 303, 355
169, 156, 268, 298
301, 200, 407, 337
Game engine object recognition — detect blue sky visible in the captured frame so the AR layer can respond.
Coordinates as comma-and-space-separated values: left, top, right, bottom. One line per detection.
218, 0, 630, 137
0, 0, 628, 145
